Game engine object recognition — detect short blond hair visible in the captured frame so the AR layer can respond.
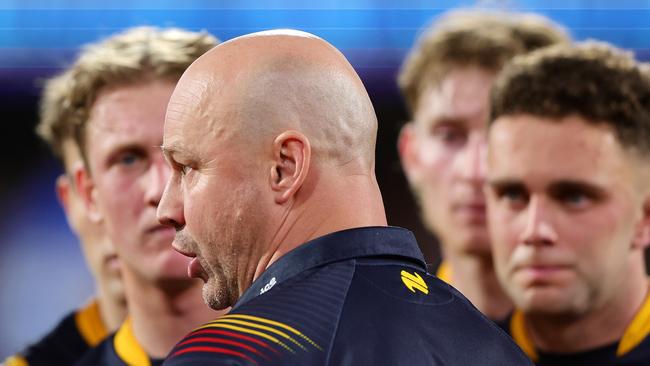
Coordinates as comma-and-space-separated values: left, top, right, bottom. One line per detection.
36, 26, 219, 163
398, 10, 569, 114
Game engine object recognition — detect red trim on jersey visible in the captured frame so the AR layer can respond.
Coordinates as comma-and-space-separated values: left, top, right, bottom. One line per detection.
176, 337, 271, 361
187, 329, 280, 353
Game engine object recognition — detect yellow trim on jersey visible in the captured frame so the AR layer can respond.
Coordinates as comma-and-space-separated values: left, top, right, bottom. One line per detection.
511, 290, 650, 360
224, 314, 322, 351
196, 322, 295, 353
618, 291, 650, 356
436, 261, 451, 284
509, 310, 539, 362
3, 355, 29, 366
114, 318, 151, 366
213, 318, 306, 350
75, 299, 109, 347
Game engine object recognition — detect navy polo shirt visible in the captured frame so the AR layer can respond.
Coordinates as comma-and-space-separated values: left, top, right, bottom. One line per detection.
164, 226, 531, 365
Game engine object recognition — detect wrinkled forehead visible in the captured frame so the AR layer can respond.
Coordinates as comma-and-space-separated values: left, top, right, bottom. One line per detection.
164, 67, 247, 159
165, 70, 212, 136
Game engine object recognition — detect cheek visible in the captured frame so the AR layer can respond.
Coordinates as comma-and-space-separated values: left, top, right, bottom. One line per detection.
184, 178, 224, 239
569, 209, 634, 271
416, 140, 458, 200
417, 139, 454, 174
488, 205, 521, 256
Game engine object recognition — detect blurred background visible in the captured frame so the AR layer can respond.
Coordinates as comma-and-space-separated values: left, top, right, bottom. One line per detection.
2, 0, 650, 358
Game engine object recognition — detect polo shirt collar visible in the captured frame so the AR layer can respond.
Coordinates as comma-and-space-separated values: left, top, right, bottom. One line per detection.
234, 226, 425, 308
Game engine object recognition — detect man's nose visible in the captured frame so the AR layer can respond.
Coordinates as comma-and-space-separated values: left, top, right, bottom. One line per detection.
519, 196, 558, 246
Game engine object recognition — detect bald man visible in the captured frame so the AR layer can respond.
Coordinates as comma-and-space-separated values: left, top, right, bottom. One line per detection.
157, 30, 530, 366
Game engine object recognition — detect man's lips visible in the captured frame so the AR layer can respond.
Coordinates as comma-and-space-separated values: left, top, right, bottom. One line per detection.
452, 202, 487, 223
514, 263, 573, 285
104, 254, 121, 273
189, 258, 208, 282
146, 225, 175, 239
172, 244, 195, 258
172, 245, 207, 281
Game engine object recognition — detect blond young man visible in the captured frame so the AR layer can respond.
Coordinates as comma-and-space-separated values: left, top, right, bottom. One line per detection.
398, 10, 569, 319
20, 27, 223, 366
487, 42, 650, 365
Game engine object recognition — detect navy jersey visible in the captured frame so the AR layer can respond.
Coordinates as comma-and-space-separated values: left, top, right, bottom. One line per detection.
501, 294, 650, 366
76, 318, 164, 366
164, 227, 531, 366
427, 260, 451, 284
3, 300, 108, 366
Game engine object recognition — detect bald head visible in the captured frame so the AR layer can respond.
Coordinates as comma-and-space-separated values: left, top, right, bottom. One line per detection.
166, 30, 378, 171
159, 30, 386, 309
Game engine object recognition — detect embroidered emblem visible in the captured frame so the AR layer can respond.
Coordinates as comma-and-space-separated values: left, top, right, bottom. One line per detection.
260, 277, 277, 295
401, 270, 429, 294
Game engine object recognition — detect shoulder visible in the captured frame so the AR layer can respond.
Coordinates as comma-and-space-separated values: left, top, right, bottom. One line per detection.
329, 260, 532, 365
6, 311, 89, 366
165, 260, 531, 365
76, 334, 119, 366
164, 262, 357, 365
618, 331, 650, 365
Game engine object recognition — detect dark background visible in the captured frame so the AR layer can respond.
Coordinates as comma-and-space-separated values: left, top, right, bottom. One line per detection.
2, 0, 650, 357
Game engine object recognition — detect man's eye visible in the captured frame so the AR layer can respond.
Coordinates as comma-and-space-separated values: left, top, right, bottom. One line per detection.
495, 187, 529, 209
431, 125, 467, 146
118, 153, 140, 166
557, 190, 590, 209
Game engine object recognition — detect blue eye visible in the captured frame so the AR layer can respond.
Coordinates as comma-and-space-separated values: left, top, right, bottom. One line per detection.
559, 191, 590, 209
119, 153, 139, 166
431, 125, 467, 146
493, 185, 529, 210
549, 183, 600, 211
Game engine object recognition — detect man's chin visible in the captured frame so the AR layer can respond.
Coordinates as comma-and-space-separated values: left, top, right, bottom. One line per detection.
448, 232, 492, 258
514, 287, 579, 316
203, 281, 232, 311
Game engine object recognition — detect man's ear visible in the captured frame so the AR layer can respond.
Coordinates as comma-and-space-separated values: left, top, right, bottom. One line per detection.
397, 122, 422, 186
75, 164, 103, 223
633, 196, 650, 250
269, 130, 311, 204
55, 174, 72, 216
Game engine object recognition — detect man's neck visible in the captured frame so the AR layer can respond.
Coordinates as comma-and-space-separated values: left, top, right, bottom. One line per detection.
95, 282, 127, 332
524, 261, 649, 354
255, 173, 387, 283
443, 249, 512, 320
123, 271, 222, 359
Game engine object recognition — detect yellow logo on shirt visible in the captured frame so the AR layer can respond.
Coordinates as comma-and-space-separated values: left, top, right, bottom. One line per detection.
401, 270, 429, 294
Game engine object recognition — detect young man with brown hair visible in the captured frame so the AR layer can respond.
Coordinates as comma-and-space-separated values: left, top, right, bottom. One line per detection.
487, 41, 650, 365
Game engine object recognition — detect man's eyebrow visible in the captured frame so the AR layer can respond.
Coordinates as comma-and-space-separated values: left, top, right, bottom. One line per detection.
486, 178, 522, 188
432, 117, 466, 125
547, 180, 606, 198
160, 145, 173, 158
160, 145, 184, 161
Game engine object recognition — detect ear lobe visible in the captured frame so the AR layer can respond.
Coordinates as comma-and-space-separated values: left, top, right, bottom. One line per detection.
75, 165, 103, 223
55, 175, 72, 215
398, 122, 422, 185
632, 197, 650, 249
270, 131, 311, 204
